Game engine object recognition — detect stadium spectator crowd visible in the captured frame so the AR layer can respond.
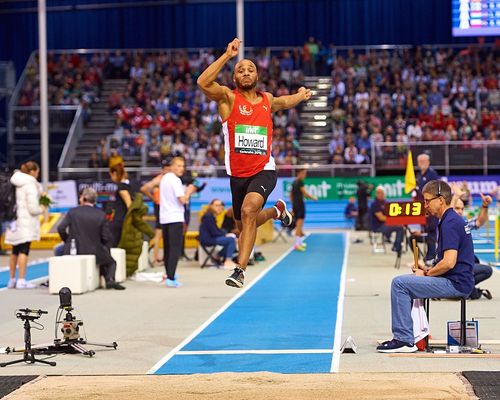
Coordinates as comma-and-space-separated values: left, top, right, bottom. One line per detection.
326, 45, 500, 165
17, 52, 103, 129
17, 42, 500, 169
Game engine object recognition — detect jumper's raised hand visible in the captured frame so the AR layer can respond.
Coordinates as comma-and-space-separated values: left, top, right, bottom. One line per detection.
226, 38, 241, 58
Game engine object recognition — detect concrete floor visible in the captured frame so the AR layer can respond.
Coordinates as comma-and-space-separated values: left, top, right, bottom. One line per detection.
0, 229, 499, 376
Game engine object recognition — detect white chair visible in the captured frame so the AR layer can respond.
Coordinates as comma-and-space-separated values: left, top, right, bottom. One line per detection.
137, 241, 149, 272
369, 231, 387, 254
49, 255, 98, 294
110, 248, 126, 283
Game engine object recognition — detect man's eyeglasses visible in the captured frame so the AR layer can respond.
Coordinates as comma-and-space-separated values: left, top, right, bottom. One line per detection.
423, 195, 441, 205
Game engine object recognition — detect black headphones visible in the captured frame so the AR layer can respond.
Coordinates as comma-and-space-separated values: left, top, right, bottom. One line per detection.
437, 180, 441, 197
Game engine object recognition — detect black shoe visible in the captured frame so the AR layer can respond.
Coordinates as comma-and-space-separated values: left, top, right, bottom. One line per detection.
376, 339, 417, 353
225, 267, 245, 288
107, 282, 126, 290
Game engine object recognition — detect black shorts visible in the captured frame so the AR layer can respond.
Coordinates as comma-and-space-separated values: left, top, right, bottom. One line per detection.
12, 242, 31, 256
293, 203, 305, 219
230, 170, 277, 221
154, 203, 161, 229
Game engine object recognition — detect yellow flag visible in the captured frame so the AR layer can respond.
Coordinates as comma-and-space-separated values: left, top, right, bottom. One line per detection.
404, 150, 416, 194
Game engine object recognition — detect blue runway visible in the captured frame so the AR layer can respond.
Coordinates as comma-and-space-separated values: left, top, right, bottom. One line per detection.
151, 232, 348, 375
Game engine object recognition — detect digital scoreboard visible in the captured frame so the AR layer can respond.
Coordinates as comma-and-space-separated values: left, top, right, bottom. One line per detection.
384, 201, 427, 226
452, 0, 500, 36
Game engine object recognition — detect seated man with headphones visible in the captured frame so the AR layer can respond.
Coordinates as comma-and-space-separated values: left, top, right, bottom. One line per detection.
377, 180, 474, 353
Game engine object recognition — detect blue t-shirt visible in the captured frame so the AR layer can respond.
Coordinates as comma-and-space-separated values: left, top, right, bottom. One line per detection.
435, 208, 474, 295
369, 199, 385, 231
345, 203, 358, 218
416, 167, 439, 193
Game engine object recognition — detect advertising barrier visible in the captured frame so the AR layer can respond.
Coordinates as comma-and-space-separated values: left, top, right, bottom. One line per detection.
71, 175, 499, 209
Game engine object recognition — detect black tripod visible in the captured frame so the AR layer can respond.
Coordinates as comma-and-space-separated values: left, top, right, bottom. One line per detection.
45, 337, 118, 357
41, 307, 117, 357
0, 309, 56, 367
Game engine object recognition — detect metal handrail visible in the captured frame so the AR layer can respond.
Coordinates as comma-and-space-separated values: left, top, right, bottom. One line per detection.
15, 42, 496, 58
56, 140, 500, 180
58, 104, 83, 169
58, 163, 371, 173
57, 163, 372, 178
11, 105, 79, 111
8, 51, 36, 144
374, 140, 500, 176
7, 52, 34, 111
375, 140, 500, 147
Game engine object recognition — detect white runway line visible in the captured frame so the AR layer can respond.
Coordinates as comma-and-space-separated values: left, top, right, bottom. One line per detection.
177, 349, 334, 355
330, 231, 349, 373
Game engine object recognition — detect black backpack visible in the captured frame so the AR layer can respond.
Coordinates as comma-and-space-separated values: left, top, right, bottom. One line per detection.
0, 172, 17, 222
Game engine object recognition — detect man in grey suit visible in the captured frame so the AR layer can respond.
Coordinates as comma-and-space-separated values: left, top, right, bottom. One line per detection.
57, 187, 125, 290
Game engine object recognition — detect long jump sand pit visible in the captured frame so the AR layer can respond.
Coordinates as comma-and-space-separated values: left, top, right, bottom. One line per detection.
7, 372, 474, 400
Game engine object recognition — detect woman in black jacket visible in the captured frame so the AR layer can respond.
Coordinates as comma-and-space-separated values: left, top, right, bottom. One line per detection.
199, 199, 237, 269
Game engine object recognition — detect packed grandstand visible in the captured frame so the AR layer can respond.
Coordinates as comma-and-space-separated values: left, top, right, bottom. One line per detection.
13, 42, 499, 174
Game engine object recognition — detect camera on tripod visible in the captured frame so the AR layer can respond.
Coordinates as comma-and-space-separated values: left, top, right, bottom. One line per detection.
1, 287, 118, 368
49, 287, 118, 357
56, 287, 83, 341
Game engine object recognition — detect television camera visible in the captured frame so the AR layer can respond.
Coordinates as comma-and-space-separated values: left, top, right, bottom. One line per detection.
46, 287, 118, 357
0, 288, 117, 368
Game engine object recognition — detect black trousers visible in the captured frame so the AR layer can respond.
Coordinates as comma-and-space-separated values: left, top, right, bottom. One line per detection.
161, 222, 184, 280
100, 260, 117, 285
469, 263, 493, 299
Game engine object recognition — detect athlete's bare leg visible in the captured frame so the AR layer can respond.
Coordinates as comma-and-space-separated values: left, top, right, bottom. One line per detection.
236, 192, 277, 270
